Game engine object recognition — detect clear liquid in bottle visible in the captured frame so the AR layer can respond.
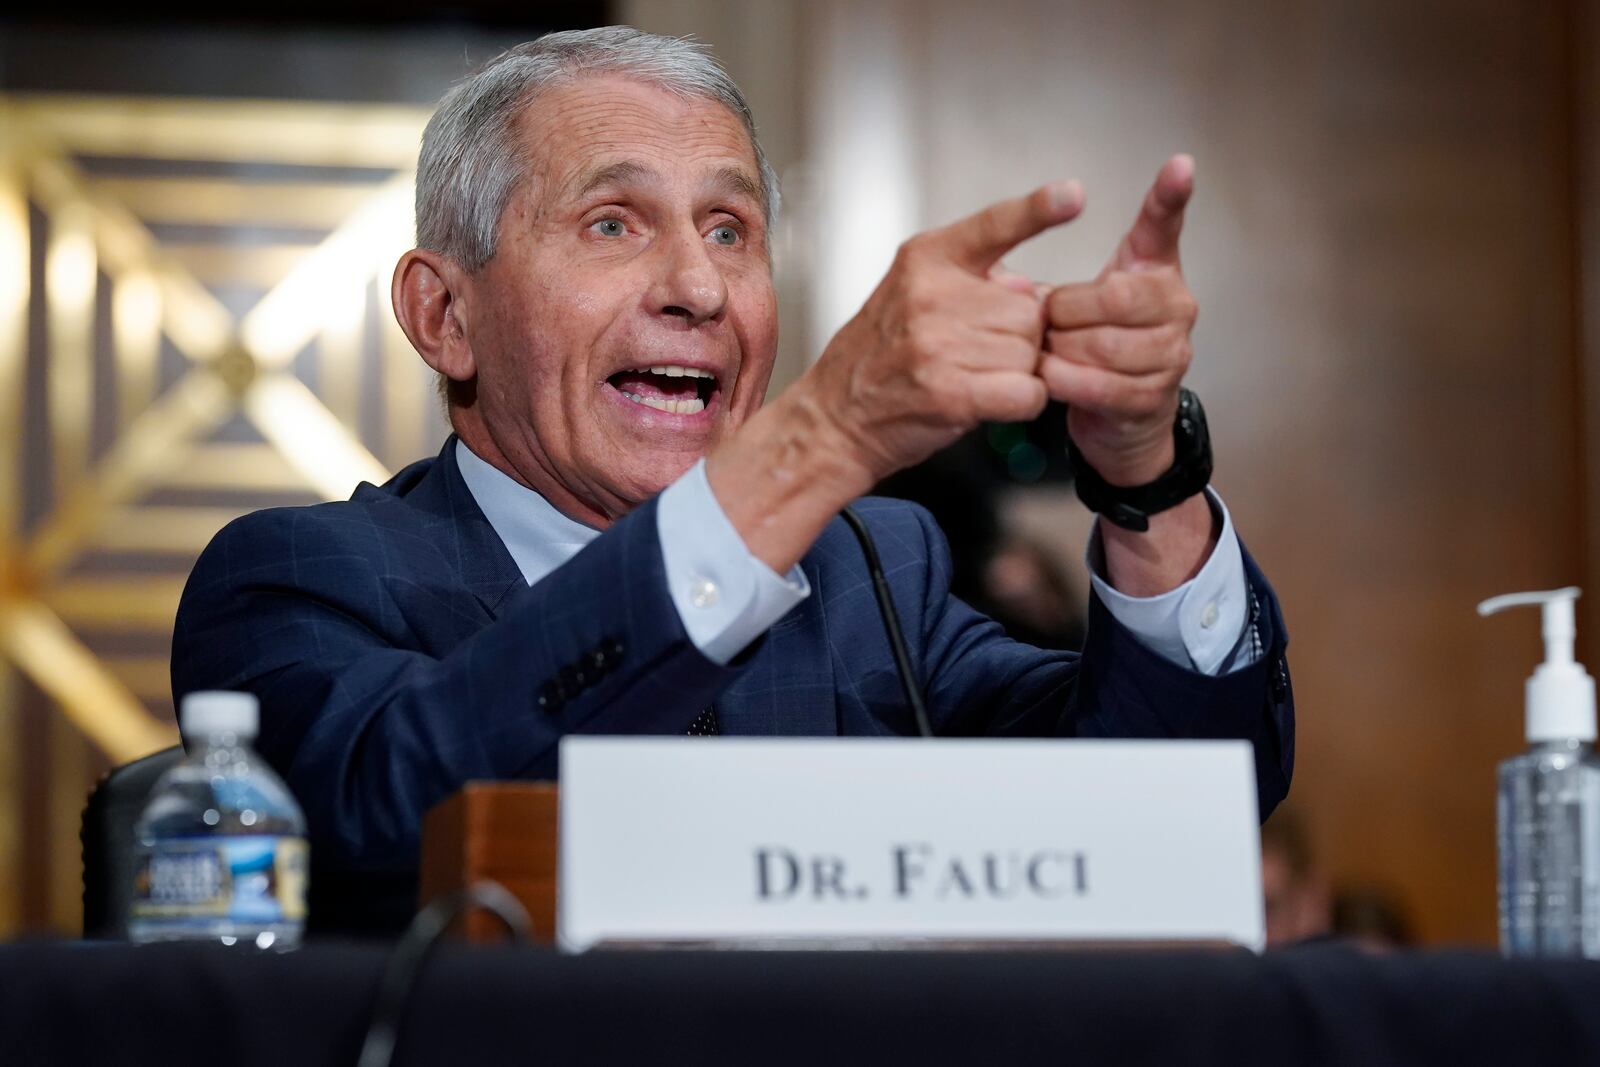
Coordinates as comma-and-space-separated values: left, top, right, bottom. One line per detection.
1497, 739, 1600, 957
128, 692, 308, 949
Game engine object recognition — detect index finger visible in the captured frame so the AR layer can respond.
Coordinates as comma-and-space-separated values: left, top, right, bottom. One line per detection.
931, 179, 1085, 274
1114, 154, 1194, 271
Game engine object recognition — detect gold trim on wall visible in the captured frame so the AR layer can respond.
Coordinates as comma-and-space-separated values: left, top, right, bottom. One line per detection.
0, 118, 32, 937
10, 95, 430, 168
88, 178, 387, 230
0, 92, 448, 935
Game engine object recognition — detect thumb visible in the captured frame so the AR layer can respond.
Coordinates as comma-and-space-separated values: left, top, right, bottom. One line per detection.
932, 180, 1085, 275
1110, 154, 1193, 273
987, 262, 1050, 300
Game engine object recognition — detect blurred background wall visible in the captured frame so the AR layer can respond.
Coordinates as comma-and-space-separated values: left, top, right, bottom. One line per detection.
1, 0, 1596, 946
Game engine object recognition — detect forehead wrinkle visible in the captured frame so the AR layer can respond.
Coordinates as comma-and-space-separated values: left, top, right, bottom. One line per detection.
562, 159, 762, 218
513, 76, 766, 224
570, 159, 660, 201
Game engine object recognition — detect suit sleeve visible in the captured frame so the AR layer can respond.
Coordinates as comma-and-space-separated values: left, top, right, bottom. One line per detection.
171, 497, 737, 874
894, 500, 1294, 819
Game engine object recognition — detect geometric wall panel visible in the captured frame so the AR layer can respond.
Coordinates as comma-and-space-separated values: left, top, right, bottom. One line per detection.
0, 94, 449, 931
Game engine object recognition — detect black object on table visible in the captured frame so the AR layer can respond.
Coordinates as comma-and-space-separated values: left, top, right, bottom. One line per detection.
80, 745, 184, 939
5, 941, 1599, 1066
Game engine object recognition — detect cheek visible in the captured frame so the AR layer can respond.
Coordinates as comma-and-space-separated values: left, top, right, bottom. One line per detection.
477, 311, 553, 410
533, 267, 634, 382
731, 285, 780, 410
565, 287, 606, 319
478, 274, 599, 410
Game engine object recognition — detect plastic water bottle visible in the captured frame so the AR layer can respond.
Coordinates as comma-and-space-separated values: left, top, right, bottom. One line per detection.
1481, 588, 1600, 957
128, 691, 308, 948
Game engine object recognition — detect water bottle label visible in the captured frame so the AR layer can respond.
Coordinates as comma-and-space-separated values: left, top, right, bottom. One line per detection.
131, 835, 307, 926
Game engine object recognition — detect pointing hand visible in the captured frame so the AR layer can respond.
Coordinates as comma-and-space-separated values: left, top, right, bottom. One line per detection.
1039, 155, 1199, 487
801, 180, 1085, 486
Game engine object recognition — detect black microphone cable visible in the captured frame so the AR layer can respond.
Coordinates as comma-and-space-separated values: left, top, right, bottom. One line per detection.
841, 506, 935, 738
356, 880, 532, 1067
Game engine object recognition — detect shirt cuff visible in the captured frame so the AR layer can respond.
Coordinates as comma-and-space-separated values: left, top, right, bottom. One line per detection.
1086, 488, 1254, 675
656, 459, 811, 666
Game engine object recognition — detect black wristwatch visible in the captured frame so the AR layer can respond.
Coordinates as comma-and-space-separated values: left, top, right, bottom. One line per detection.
1065, 388, 1213, 532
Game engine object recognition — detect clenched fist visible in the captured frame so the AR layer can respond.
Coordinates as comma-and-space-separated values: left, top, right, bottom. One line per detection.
796, 180, 1085, 489
1041, 154, 1200, 487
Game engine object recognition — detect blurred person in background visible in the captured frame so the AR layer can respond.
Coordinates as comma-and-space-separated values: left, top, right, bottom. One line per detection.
1261, 807, 1331, 947
982, 535, 1087, 652
1330, 887, 1414, 954
877, 448, 1086, 651
1262, 807, 1415, 952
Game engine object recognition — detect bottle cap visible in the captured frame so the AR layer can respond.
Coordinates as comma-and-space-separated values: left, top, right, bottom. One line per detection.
179, 690, 259, 740
1477, 587, 1597, 743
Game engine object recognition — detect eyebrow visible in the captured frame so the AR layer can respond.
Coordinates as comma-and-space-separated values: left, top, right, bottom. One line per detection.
572, 160, 655, 200
569, 160, 764, 211
707, 165, 763, 207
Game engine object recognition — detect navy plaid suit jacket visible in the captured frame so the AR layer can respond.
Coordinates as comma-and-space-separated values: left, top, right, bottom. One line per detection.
172, 436, 1294, 933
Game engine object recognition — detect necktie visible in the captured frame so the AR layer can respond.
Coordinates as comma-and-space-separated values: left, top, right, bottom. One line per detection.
686, 705, 720, 736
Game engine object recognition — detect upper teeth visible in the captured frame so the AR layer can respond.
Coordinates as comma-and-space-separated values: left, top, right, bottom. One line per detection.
637, 365, 713, 379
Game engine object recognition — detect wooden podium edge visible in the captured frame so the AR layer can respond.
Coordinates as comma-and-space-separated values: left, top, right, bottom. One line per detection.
419, 780, 560, 944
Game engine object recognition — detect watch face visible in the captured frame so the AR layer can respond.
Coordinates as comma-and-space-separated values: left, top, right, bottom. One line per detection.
1176, 389, 1209, 444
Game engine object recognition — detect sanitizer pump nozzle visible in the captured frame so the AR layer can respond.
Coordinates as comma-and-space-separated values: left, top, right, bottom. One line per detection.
1477, 587, 1597, 743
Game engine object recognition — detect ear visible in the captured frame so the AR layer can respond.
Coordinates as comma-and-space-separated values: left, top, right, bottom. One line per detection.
392, 248, 476, 383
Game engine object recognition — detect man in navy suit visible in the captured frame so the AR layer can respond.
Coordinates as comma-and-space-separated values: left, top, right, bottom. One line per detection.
173, 27, 1293, 933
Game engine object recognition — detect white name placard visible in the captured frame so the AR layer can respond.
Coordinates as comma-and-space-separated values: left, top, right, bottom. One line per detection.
557, 737, 1263, 952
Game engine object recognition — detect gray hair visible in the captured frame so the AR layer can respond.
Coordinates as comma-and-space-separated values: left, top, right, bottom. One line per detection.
415, 26, 780, 271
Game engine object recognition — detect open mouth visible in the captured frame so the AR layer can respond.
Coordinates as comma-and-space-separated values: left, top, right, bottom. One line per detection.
605, 364, 720, 416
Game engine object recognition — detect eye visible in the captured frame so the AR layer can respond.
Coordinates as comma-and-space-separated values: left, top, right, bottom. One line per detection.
708, 225, 739, 246
590, 218, 626, 237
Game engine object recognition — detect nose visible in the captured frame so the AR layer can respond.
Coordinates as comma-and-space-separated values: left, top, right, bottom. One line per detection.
651, 228, 728, 326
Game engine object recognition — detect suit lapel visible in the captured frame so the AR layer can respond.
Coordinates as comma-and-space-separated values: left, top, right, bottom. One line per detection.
405, 436, 527, 618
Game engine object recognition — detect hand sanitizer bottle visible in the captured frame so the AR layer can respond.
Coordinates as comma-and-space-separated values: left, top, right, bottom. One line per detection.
1480, 587, 1600, 957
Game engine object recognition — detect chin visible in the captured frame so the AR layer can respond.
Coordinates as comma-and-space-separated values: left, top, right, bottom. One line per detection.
613, 457, 702, 507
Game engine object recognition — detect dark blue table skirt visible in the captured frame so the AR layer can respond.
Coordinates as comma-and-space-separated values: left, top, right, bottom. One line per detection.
5, 940, 1598, 1066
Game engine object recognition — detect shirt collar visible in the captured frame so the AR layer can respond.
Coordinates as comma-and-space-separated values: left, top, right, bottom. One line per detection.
454, 440, 600, 586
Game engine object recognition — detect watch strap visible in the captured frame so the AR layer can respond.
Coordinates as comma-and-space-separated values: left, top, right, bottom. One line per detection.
1066, 388, 1213, 532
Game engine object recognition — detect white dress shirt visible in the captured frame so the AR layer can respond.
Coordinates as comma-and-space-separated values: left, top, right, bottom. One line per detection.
455, 441, 1255, 673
